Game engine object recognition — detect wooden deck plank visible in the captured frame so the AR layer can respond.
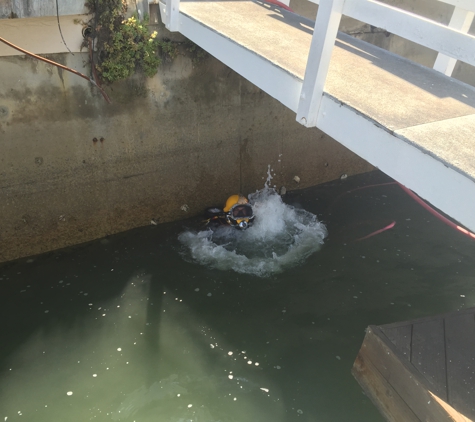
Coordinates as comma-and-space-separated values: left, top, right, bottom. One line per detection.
380, 323, 412, 359
445, 312, 475, 419
352, 353, 421, 422
356, 326, 455, 421
353, 308, 475, 421
412, 319, 447, 401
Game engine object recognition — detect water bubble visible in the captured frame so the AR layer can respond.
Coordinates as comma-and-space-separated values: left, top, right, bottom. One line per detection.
178, 183, 327, 277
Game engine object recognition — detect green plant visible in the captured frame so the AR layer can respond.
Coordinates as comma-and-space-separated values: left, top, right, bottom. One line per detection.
84, 0, 177, 83
158, 39, 179, 62
99, 15, 161, 82
83, 0, 206, 83
185, 40, 208, 64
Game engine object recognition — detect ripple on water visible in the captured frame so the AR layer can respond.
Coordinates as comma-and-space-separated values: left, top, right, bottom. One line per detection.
178, 186, 327, 277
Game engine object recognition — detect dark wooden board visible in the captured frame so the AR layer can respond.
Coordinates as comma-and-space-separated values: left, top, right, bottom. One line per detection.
445, 312, 475, 419
411, 319, 447, 400
354, 308, 475, 422
352, 352, 420, 422
380, 323, 412, 359
357, 326, 454, 421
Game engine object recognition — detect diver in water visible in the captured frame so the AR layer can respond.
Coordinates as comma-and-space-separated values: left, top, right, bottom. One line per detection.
205, 194, 255, 230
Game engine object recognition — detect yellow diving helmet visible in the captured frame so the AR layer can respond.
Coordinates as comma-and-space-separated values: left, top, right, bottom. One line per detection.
223, 194, 254, 229
223, 194, 247, 212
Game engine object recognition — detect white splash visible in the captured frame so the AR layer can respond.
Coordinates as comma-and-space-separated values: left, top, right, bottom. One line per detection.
178, 168, 327, 277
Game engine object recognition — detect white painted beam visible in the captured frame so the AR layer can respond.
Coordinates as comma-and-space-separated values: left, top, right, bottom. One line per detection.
317, 95, 475, 232
296, 0, 345, 128
165, 0, 180, 31
177, 13, 303, 112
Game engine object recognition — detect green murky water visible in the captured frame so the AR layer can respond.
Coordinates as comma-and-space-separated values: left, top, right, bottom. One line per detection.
1, 171, 474, 422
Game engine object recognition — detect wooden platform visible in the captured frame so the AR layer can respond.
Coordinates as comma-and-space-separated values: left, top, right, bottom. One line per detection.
353, 308, 475, 421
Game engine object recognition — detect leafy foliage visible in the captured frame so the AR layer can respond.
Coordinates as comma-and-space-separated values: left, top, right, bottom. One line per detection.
99, 15, 161, 82
84, 0, 178, 83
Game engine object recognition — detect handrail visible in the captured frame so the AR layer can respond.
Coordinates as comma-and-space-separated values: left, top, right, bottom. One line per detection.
344, 0, 474, 68
308, 0, 475, 69
433, 6, 474, 75
159, 0, 475, 127
296, 0, 475, 127
309, 0, 475, 14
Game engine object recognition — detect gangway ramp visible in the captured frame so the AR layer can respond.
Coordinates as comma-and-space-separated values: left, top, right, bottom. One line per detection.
159, 0, 475, 233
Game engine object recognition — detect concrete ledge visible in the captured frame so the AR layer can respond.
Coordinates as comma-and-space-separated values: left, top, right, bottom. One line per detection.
0, 14, 86, 56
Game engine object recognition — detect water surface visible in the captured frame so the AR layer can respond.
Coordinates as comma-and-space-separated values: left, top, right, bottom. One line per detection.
1, 171, 474, 422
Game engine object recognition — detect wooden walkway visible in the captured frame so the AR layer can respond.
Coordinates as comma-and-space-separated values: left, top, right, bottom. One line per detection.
353, 307, 475, 421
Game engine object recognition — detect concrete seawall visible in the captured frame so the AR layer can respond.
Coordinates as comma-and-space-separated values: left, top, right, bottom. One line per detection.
2, 0, 473, 263
0, 41, 374, 262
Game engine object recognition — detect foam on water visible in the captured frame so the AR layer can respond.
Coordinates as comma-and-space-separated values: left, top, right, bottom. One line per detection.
178, 170, 327, 277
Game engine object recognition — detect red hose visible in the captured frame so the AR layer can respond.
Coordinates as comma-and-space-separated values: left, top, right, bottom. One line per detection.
262, 0, 294, 13
397, 183, 475, 240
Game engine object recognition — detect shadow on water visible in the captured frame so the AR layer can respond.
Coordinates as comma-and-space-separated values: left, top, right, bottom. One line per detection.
1, 170, 475, 421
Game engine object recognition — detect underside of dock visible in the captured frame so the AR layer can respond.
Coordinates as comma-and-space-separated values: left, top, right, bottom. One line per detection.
353, 307, 475, 421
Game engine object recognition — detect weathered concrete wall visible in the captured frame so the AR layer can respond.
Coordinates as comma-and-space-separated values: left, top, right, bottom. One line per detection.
0, 0, 86, 18
0, 0, 149, 19
0, 34, 374, 262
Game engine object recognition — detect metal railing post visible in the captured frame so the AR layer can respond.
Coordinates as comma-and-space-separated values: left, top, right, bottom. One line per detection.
296, 0, 345, 128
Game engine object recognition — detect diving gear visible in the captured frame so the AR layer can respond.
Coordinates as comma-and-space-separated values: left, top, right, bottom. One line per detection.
205, 195, 255, 230
223, 194, 248, 212
225, 203, 254, 228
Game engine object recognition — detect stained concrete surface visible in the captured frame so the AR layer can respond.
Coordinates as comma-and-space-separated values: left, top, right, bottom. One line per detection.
0, 45, 373, 263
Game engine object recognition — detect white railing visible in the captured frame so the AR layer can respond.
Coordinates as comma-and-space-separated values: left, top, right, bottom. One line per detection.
158, 0, 475, 126
297, 0, 475, 126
